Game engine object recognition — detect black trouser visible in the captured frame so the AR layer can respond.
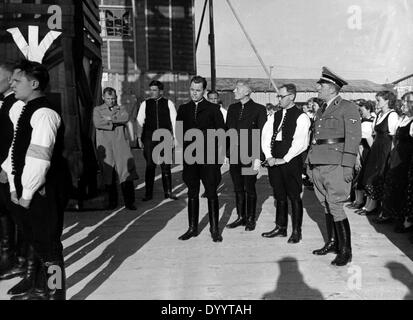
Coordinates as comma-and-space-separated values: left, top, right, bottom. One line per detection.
143, 136, 172, 194
229, 164, 257, 197
182, 164, 221, 200
268, 156, 303, 202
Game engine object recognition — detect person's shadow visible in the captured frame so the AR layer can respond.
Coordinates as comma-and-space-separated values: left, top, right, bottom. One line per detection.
385, 261, 413, 300
66, 180, 188, 300
262, 257, 324, 300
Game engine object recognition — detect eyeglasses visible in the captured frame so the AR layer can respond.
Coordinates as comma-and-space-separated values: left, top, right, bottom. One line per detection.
277, 94, 292, 99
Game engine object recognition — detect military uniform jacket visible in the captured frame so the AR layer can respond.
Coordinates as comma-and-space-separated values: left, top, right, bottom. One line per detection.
226, 99, 267, 162
176, 99, 226, 165
306, 96, 361, 167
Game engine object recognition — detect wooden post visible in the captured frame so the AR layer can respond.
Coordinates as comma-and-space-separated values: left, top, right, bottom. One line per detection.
209, 0, 216, 91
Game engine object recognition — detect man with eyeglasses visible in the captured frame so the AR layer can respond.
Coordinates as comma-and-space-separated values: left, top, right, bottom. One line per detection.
261, 84, 311, 243
307, 67, 361, 267
225, 80, 267, 231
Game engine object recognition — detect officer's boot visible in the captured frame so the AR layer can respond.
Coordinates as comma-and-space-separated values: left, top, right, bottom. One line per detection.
208, 198, 223, 242
12, 257, 48, 300
262, 200, 288, 238
312, 214, 338, 255
288, 199, 303, 243
121, 180, 136, 210
0, 228, 28, 280
331, 219, 352, 266
0, 215, 15, 277
8, 245, 37, 296
162, 170, 178, 200
178, 198, 199, 240
226, 192, 246, 229
245, 194, 257, 231
142, 165, 155, 201
105, 184, 118, 210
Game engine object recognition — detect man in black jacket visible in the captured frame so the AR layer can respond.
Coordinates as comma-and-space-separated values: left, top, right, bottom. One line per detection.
137, 80, 178, 201
177, 76, 226, 242
225, 80, 267, 231
3, 60, 70, 300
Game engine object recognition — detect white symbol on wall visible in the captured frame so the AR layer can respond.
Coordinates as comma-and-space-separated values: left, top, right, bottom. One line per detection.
6, 26, 62, 63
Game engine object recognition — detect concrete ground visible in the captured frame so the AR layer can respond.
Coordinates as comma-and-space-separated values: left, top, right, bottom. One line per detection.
1, 149, 413, 300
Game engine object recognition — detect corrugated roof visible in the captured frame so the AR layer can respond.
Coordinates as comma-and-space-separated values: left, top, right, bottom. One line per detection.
210, 78, 392, 93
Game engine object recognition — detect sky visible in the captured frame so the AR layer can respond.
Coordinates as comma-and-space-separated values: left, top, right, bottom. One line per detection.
194, 0, 413, 83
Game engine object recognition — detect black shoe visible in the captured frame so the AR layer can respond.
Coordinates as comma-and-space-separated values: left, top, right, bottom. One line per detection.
178, 198, 199, 241
288, 231, 302, 244
0, 257, 26, 280
12, 260, 66, 300
226, 192, 246, 229
331, 219, 352, 266
313, 214, 338, 255
262, 226, 287, 238
373, 214, 392, 224
245, 195, 257, 232
165, 194, 178, 200
8, 247, 37, 296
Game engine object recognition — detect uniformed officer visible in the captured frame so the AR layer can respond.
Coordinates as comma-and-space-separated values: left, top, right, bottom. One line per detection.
177, 76, 226, 242
137, 80, 178, 201
307, 67, 361, 266
225, 80, 267, 231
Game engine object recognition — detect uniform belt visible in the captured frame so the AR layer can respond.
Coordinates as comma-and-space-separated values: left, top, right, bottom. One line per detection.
312, 138, 345, 145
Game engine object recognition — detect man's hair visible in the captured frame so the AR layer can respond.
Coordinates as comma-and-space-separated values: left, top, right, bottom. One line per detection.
149, 80, 164, 91
376, 90, 397, 109
207, 90, 219, 97
236, 80, 252, 95
13, 59, 49, 91
190, 76, 207, 90
103, 87, 117, 96
0, 62, 15, 74
358, 100, 375, 113
280, 83, 297, 99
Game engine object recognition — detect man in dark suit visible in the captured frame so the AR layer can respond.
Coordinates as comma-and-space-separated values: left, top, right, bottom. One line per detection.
225, 80, 267, 231
307, 67, 361, 266
177, 76, 226, 242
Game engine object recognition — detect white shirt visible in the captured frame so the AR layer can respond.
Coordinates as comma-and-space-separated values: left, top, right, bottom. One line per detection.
373, 110, 399, 136
361, 119, 374, 140
137, 97, 177, 138
1, 103, 61, 200
262, 109, 311, 163
220, 106, 227, 122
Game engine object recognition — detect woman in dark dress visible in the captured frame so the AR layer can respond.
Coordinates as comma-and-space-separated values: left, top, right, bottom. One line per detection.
381, 92, 413, 226
348, 100, 375, 209
357, 91, 399, 215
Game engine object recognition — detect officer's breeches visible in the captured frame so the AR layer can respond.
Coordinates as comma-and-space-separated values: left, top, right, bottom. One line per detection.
311, 165, 350, 222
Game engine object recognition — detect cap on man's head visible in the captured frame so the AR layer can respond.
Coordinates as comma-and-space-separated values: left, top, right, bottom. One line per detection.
317, 67, 348, 89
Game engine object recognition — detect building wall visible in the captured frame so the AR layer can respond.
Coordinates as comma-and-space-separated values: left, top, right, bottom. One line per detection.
99, 0, 196, 111
394, 76, 413, 98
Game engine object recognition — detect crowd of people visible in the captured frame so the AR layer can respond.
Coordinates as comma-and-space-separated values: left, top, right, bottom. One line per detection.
1, 58, 412, 300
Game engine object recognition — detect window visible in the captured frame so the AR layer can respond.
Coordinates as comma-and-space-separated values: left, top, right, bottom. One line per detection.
100, 8, 132, 38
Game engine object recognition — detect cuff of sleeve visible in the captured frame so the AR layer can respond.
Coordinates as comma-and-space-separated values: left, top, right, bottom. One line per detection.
22, 189, 35, 201
283, 154, 292, 163
342, 153, 357, 168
